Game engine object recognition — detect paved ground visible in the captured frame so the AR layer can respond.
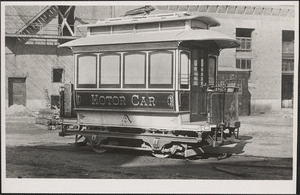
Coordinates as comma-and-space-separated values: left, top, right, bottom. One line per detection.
3, 109, 295, 182
238, 108, 294, 158
5, 108, 294, 158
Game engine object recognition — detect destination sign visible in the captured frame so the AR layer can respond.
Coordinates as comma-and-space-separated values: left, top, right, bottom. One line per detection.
75, 91, 175, 110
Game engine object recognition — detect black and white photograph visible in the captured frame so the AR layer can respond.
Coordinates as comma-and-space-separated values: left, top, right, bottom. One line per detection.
1, 1, 298, 194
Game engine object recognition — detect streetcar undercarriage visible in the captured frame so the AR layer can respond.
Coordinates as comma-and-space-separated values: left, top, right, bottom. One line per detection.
59, 124, 240, 158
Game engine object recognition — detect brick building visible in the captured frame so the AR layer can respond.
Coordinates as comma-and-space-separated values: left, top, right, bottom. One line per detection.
4, 4, 296, 113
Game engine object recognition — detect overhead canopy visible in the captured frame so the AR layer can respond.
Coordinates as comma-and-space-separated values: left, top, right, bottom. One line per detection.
58, 29, 240, 49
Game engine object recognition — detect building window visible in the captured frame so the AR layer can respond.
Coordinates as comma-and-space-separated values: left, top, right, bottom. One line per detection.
282, 30, 294, 54
282, 30, 294, 74
51, 95, 60, 109
149, 51, 173, 88
53, 68, 64, 83
282, 59, 294, 72
208, 56, 217, 86
236, 28, 254, 52
99, 54, 121, 88
123, 53, 146, 88
236, 59, 251, 69
77, 55, 97, 88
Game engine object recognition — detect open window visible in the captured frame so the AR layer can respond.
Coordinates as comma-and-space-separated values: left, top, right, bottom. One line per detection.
149, 51, 173, 88
123, 52, 146, 88
77, 55, 97, 88
99, 54, 121, 88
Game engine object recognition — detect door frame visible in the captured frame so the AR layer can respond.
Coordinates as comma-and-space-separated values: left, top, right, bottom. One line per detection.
8, 77, 26, 107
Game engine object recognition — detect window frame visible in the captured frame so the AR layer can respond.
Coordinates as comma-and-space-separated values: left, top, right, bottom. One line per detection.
76, 54, 98, 88
99, 53, 121, 88
179, 51, 190, 90
208, 55, 218, 86
52, 68, 64, 83
236, 37, 252, 52
148, 50, 174, 89
123, 52, 147, 88
236, 58, 252, 70
50, 95, 60, 109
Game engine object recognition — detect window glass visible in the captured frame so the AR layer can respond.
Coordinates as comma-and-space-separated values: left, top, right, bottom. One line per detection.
282, 59, 294, 72
112, 25, 133, 34
191, 20, 208, 29
90, 26, 111, 35
241, 59, 246, 69
100, 54, 120, 87
160, 21, 185, 30
53, 69, 63, 83
236, 58, 252, 70
247, 59, 251, 69
135, 22, 159, 32
77, 55, 97, 87
180, 52, 190, 89
124, 53, 146, 87
208, 56, 216, 86
149, 51, 173, 88
236, 59, 241, 69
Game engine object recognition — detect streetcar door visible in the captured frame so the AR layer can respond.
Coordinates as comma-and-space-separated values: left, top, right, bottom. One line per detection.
190, 50, 207, 122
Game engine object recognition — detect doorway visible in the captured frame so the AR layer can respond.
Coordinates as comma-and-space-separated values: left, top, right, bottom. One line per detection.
8, 78, 26, 107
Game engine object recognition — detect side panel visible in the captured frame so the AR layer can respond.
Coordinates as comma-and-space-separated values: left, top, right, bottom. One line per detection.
75, 90, 175, 112
77, 111, 181, 130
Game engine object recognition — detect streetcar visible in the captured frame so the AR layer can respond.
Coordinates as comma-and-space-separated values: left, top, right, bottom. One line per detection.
58, 11, 241, 158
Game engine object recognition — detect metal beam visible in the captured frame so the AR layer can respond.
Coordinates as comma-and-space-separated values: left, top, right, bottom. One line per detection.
5, 33, 80, 40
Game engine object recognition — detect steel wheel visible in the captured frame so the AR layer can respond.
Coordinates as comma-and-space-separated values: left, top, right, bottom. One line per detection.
152, 144, 173, 158
152, 151, 172, 158
92, 139, 108, 154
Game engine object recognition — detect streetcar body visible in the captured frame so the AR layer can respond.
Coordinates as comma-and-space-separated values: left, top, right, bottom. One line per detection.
58, 12, 241, 157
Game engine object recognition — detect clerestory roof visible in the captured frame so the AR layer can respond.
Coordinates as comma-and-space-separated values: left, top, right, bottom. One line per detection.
58, 29, 240, 49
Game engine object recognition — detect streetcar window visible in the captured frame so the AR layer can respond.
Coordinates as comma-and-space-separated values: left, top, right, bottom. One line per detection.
208, 56, 217, 86
149, 51, 173, 88
124, 53, 146, 88
90, 26, 111, 35
77, 55, 97, 88
180, 52, 190, 89
136, 22, 159, 32
99, 54, 121, 88
191, 20, 208, 30
160, 20, 185, 30
112, 25, 134, 34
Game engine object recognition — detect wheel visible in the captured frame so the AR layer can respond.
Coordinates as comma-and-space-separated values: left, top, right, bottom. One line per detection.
152, 144, 174, 158
92, 139, 109, 154
152, 151, 172, 158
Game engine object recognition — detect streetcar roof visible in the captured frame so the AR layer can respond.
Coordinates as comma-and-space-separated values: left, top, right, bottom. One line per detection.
58, 29, 240, 49
78, 12, 220, 28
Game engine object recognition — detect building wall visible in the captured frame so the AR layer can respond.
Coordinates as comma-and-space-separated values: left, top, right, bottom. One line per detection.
5, 38, 73, 111
151, 5, 295, 112
5, 5, 295, 113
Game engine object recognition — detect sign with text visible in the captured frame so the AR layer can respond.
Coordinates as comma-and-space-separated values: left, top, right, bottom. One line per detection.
75, 91, 175, 110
